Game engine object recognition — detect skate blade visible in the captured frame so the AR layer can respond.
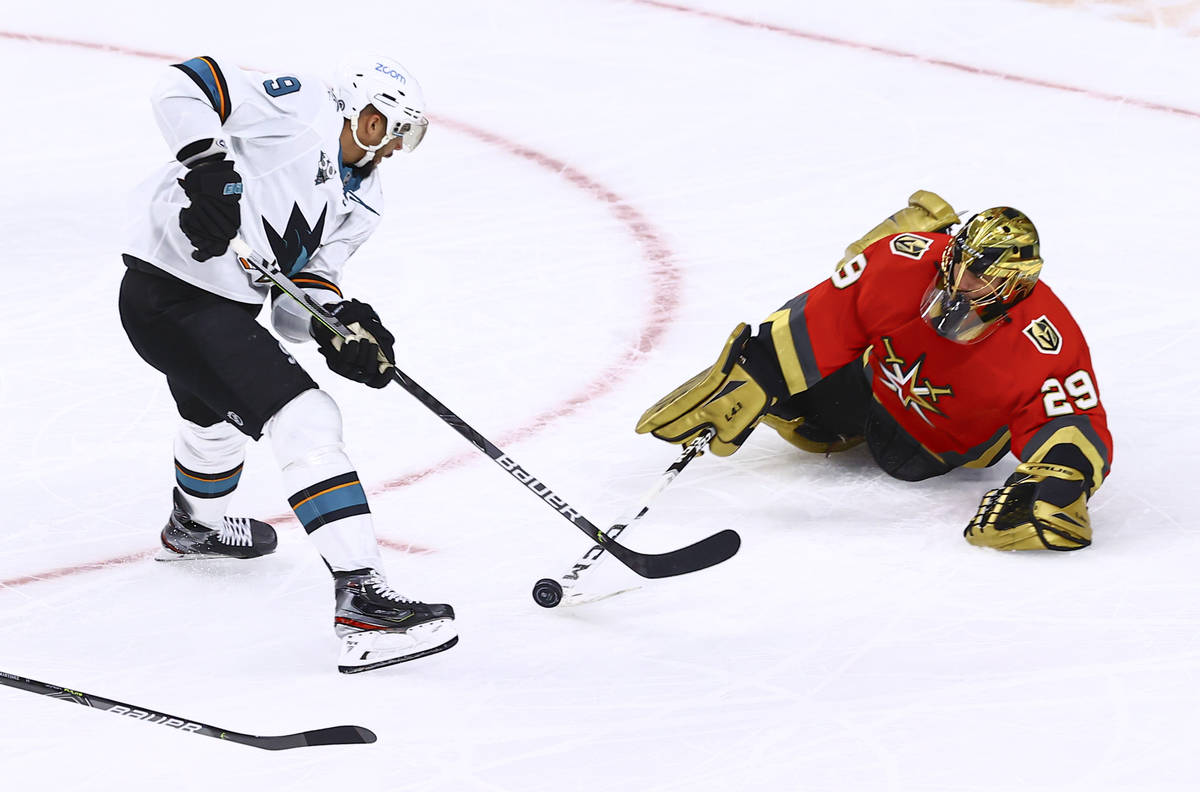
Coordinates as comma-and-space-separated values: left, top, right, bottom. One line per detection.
337, 619, 458, 674
155, 547, 218, 562
154, 547, 257, 562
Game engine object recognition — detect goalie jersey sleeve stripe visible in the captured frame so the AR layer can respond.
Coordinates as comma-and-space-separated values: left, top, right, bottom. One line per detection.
1018, 415, 1111, 495
762, 295, 822, 395
935, 425, 1012, 469
171, 56, 231, 122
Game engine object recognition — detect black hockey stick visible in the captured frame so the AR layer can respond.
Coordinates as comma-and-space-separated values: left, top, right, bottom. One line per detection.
0, 671, 376, 750
231, 238, 739, 579
532, 428, 714, 607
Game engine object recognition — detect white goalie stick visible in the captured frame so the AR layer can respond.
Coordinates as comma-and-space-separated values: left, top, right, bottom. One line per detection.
531, 428, 715, 608
231, 238, 740, 580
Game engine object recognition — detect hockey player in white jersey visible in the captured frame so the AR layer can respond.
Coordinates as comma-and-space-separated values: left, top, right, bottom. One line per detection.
118, 54, 453, 673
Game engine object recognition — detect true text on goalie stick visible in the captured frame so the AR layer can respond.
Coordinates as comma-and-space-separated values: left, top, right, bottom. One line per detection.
230, 238, 740, 579
533, 428, 715, 608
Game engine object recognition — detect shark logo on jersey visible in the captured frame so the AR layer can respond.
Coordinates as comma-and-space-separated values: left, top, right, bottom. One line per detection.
890, 234, 933, 260
262, 205, 328, 277
875, 337, 953, 425
315, 151, 337, 186
1022, 315, 1062, 355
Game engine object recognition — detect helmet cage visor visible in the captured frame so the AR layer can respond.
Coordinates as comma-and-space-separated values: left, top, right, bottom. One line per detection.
386, 114, 428, 153
348, 108, 428, 164
946, 233, 1040, 307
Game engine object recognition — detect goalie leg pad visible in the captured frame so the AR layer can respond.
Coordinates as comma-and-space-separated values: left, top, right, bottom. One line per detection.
636, 324, 784, 457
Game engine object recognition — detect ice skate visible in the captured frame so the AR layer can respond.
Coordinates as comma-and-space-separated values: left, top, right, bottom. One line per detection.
334, 569, 457, 674
156, 488, 278, 561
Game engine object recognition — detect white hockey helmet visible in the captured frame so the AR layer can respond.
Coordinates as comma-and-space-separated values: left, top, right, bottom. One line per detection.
337, 55, 428, 165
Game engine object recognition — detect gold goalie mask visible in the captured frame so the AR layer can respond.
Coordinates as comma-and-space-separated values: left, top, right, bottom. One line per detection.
920, 207, 1044, 344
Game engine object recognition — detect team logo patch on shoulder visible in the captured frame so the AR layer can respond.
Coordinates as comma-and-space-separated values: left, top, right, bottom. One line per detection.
315, 151, 336, 186
890, 234, 933, 260
1023, 315, 1062, 354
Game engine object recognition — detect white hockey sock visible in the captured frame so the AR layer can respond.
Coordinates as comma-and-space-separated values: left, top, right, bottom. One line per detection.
267, 389, 384, 573
173, 420, 249, 528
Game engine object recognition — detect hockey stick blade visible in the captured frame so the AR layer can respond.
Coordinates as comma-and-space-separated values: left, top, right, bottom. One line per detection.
224, 724, 378, 750
0, 672, 377, 751
534, 431, 714, 606
600, 527, 740, 579
230, 238, 741, 580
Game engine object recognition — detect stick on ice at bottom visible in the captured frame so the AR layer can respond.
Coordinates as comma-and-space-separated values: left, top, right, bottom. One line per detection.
532, 429, 714, 608
0, 671, 376, 751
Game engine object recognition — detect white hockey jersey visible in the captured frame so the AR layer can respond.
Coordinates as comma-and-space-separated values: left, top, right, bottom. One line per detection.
126, 55, 384, 314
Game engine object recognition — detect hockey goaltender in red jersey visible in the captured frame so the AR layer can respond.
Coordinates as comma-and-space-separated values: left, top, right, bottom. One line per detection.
636, 191, 1112, 551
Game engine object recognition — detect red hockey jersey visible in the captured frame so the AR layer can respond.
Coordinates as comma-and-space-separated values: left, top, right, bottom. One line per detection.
763, 232, 1112, 492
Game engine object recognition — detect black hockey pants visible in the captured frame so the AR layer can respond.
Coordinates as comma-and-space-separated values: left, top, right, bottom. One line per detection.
771, 358, 954, 482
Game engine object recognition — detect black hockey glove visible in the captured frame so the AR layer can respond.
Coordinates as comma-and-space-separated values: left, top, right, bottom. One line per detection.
178, 158, 243, 261
311, 299, 396, 389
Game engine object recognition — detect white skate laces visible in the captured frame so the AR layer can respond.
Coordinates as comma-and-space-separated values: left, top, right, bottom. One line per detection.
363, 571, 412, 603
218, 516, 254, 547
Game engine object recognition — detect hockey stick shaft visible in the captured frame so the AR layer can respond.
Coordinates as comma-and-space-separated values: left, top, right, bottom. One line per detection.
0, 671, 376, 750
553, 429, 713, 598
383, 367, 735, 579
231, 238, 738, 579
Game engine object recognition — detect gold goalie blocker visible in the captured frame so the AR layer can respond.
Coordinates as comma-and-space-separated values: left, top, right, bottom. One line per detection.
636, 189, 1101, 551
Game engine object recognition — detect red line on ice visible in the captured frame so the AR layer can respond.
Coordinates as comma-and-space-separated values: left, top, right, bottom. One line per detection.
0, 30, 680, 590
630, 0, 1200, 120
0, 551, 157, 589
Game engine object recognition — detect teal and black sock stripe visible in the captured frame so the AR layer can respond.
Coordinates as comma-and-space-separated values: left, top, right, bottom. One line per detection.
175, 460, 243, 499
288, 472, 370, 535
172, 56, 231, 123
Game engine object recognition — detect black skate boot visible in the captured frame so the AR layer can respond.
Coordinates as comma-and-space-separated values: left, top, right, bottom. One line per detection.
156, 488, 278, 561
334, 569, 457, 673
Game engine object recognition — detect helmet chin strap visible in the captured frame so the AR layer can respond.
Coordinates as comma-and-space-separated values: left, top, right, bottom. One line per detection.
348, 114, 384, 167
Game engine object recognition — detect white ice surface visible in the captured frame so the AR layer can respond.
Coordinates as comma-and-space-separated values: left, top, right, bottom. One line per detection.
1, 1, 1198, 789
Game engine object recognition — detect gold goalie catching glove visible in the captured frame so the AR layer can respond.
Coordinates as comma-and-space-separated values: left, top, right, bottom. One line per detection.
964, 462, 1092, 551
836, 189, 960, 267
636, 324, 787, 456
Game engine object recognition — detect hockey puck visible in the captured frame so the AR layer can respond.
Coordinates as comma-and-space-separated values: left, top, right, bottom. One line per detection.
532, 578, 564, 608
